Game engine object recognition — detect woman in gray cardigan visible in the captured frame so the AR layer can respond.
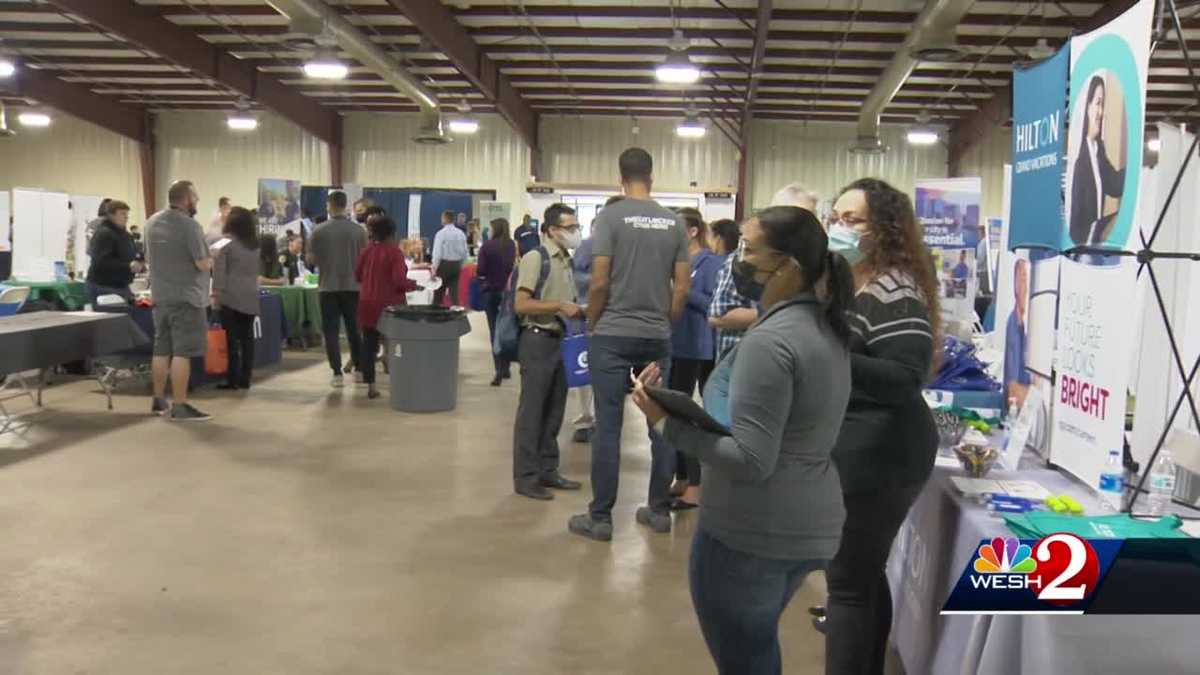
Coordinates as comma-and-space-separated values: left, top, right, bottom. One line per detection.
633, 206, 855, 675
212, 206, 261, 390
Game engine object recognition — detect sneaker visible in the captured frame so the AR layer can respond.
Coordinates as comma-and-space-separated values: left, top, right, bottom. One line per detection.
331, 374, 345, 388
367, 386, 381, 400
568, 514, 613, 542
635, 506, 672, 534
571, 427, 592, 443
151, 397, 169, 416
169, 402, 212, 423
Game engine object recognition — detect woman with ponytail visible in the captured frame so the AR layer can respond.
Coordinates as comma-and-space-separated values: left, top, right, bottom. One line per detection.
630, 206, 853, 675
819, 178, 941, 675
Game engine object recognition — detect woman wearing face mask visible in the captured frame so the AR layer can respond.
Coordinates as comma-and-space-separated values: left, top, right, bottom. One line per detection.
666, 208, 723, 510
631, 206, 855, 675
818, 178, 941, 675
1068, 75, 1126, 245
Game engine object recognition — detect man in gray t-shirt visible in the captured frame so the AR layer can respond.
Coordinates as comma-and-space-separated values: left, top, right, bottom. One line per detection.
307, 190, 367, 386
568, 147, 692, 543
145, 180, 213, 422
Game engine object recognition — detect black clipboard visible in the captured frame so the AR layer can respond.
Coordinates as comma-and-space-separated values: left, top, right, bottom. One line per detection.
645, 386, 731, 436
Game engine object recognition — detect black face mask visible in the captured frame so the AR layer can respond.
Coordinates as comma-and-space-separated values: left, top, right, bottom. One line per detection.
355, 212, 368, 224
731, 260, 766, 302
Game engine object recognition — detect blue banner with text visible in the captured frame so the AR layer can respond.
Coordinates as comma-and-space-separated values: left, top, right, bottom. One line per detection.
1009, 47, 1069, 251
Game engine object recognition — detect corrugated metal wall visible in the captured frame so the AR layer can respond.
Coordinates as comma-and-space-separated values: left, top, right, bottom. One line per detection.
955, 126, 1012, 219
155, 111, 330, 216
539, 115, 739, 192
343, 112, 530, 207
0, 114, 146, 221
747, 121, 949, 210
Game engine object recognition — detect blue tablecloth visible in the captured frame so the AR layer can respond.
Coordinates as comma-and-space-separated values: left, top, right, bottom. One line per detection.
886, 462, 1195, 674
126, 293, 285, 387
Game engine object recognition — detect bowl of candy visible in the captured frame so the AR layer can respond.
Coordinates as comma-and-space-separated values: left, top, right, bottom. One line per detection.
934, 409, 968, 448
954, 437, 1000, 478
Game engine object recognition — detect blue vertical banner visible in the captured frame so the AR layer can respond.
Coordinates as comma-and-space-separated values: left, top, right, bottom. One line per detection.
1008, 47, 1069, 251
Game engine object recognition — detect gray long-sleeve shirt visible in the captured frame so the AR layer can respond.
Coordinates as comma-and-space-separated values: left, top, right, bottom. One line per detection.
664, 294, 850, 561
212, 239, 261, 316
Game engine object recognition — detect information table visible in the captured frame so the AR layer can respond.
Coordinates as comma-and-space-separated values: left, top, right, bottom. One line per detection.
262, 285, 321, 345
8, 279, 88, 310
886, 462, 1195, 674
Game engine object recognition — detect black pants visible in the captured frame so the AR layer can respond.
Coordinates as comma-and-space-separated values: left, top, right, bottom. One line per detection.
512, 329, 567, 485
319, 291, 362, 376
220, 307, 255, 388
824, 483, 925, 675
361, 326, 382, 385
482, 289, 511, 378
434, 260, 463, 306
670, 357, 714, 487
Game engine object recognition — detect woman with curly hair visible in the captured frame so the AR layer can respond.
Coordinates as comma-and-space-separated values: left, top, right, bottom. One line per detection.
820, 178, 941, 675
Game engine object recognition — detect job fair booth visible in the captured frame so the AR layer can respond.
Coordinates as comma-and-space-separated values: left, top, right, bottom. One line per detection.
891, 2, 1200, 673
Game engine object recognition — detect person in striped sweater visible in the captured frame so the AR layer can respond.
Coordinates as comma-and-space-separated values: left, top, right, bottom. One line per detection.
820, 178, 942, 675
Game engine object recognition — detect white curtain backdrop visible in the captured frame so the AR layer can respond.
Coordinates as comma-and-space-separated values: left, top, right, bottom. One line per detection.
343, 112, 530, 208
154, 111, 330, 218
539, 114, 739, 193
0, 114, 145, 222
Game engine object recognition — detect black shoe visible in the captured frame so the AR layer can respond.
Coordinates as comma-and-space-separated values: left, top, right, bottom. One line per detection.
808, 605, 826, 618
216, 383, 240, 391
490, 376, 502, 387
169, 402, 212, 422
540, 473, 582, 490
568, 513, 613, 541
572, 427, 592, 443
151, 397, 169, 416
515, 482, 554, 501
669, 498, 699, 511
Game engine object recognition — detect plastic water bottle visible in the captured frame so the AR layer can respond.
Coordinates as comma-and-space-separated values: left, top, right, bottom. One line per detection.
1147, 449, 1177, 516
1097, 448, 1125, 512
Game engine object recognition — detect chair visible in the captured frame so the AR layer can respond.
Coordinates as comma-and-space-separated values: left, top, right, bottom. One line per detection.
0, 285, 31, 317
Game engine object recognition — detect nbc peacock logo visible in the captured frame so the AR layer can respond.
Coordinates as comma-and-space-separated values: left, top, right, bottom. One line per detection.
974, 537, 1037, 574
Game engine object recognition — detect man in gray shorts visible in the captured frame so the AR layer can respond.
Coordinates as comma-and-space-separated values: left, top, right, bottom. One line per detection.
146, 180, 213, 421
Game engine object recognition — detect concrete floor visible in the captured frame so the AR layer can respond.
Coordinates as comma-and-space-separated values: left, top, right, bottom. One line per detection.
0, 314, 829, 674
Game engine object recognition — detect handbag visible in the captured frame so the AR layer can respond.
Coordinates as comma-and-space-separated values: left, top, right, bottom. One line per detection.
205, 324, 228, 375
561, 321, 590, 388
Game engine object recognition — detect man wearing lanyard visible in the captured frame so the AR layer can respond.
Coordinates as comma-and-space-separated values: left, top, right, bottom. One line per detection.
511, 203, 586, 501
431, 209, 469, 306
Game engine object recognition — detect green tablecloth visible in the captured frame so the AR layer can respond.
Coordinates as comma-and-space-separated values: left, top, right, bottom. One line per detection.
9, 279, 88, 311
263, 285, 322, 342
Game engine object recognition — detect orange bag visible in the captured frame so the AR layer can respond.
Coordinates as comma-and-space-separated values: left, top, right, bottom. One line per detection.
205, 326, 228, 375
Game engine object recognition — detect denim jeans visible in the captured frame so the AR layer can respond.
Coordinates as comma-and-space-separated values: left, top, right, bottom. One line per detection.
482, 289, 510, 378
587, 334, 672, 522
319, 291, 362, 375
689, 528, 825, 675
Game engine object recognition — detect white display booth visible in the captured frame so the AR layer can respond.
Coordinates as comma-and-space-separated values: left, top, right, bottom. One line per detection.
10, 188, 70, 281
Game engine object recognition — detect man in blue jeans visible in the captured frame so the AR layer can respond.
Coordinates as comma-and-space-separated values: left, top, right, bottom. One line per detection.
568, 148, 691, 542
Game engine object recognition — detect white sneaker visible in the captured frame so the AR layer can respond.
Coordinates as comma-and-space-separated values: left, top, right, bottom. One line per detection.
331, 374, 345, 388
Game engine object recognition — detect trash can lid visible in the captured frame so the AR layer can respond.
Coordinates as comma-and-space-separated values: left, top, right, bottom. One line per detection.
384, 305, 467, 322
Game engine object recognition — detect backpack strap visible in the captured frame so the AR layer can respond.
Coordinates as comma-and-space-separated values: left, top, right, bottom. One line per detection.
532, 245, 551, 300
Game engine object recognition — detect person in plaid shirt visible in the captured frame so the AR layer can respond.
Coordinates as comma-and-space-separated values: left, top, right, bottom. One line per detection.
707, 218, 756, 359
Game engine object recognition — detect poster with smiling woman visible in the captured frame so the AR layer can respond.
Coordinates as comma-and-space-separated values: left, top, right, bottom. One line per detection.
1062, 0, 1152, 253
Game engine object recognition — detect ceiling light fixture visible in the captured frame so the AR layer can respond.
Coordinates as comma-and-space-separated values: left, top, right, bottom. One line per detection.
676, 114, 706, 139
448, 99, 479, 135
656, 30, 700, 85
1147, 137, 1161, 153
907, 110, 940, 146
303, 46, 348, 80
227, 113, 258, 131
0, 58, 15, 79
18, 111, 51, 127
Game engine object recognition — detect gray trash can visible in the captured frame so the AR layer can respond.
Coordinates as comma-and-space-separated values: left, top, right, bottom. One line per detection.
378, 305, 471, 412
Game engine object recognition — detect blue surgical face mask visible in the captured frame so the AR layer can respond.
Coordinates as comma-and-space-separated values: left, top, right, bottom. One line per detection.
827, 223, 864, 265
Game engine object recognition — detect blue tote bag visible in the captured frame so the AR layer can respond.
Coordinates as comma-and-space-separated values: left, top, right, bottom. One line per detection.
561, 320, 590, 388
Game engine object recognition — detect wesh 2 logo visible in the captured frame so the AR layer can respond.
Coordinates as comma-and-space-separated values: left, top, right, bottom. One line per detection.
948, 533, 1102, 611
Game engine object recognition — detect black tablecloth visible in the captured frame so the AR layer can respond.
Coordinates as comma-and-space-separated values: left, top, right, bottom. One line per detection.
0, 311, 148, 375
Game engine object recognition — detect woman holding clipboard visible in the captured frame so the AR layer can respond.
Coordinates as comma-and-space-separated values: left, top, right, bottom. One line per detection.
631, 206, 854, 675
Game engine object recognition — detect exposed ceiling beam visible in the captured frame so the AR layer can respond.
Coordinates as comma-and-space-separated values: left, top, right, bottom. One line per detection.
947, 0, 1141, 174
384, 0, 538, 151
43, 0, 340, 145
1, 65, 147, 142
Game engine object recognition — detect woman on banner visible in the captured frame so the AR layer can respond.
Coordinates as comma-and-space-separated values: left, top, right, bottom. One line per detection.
819, 178, 941, 675
1069, 75, 1126, 245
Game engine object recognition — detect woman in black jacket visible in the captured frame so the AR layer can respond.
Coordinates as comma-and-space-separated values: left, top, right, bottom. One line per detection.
821, 179, 941, 675
85, 200, 141, 305
1068, 75, 1126, 245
